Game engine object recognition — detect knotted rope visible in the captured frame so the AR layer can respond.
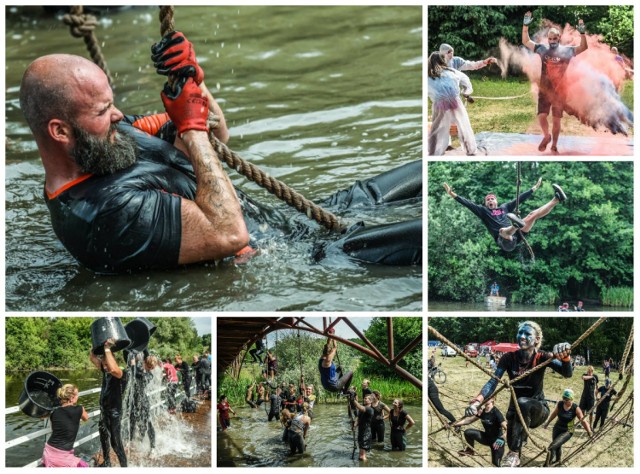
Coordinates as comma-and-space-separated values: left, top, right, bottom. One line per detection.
158, 6, 345, 232
63, 6, 113, 86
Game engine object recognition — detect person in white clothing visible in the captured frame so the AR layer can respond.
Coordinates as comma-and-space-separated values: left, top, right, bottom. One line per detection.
428, 51, 477, 156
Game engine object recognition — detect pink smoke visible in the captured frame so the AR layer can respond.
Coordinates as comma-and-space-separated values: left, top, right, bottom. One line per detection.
497, 21, 633, 135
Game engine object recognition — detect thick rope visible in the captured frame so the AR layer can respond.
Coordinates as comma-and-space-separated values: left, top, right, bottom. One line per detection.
158, 6, 345, 232
63, 6, 113, 86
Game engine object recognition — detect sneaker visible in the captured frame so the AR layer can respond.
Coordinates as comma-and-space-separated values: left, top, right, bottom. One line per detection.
552, 184, 567, 202
501, 451, 520, 467
538, 134, 551, 152
458, 448, 475, 457
506, 213, 526, 229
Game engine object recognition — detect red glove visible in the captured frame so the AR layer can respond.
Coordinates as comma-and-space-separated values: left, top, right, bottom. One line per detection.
152, 31, 205, 85
161, 77, 209, 136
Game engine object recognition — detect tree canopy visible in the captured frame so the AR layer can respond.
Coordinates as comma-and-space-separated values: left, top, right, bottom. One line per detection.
5, 317, 210, 371
428, 317, 632, 364
428, 161, 633, 305
428, 6, 633, 64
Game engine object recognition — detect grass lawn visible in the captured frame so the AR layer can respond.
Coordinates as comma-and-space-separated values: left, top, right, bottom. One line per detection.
428, 354, 634, 467
428, 75, 634, 138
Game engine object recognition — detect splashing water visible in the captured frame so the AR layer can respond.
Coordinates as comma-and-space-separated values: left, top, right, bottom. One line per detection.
121, 363, 205, 467
497, 22, 633, 136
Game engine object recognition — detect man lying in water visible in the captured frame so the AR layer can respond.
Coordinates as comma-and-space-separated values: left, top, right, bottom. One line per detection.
19, 31, 421, 274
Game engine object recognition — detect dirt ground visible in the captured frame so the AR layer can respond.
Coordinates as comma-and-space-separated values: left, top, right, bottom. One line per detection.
428, 354, 633, 467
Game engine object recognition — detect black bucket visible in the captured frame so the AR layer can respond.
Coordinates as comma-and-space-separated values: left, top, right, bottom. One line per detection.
136, 317, 157, 337
90, 317, 131, 356
18, 371, 62, 418
124, 319, 150, 353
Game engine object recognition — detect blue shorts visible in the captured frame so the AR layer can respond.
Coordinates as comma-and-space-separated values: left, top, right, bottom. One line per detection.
318, 358, 338, 388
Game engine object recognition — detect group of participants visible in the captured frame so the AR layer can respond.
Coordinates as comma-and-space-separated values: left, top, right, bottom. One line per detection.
428, 11, 624, 156
429, 320, 621, 467
218, 335, 417, 462
41, 337, 211, 467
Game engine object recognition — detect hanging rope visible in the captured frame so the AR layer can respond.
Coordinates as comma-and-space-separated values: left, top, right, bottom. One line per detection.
297, 328, 304, 379
514, 161, 535, 261
63, 6, 113, 86
157, 7, 345, 233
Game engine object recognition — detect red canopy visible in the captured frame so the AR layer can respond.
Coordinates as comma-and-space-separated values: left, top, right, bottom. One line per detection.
480, 340, 498, 347
492, 343, 519, 353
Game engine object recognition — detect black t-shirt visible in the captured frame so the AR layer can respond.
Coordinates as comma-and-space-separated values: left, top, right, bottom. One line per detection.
47, 405, 84, 451
582, 373, 599, 400
455, 189, 534, 241
534, 44, 576, 94
597, 386, 617, 410
358, 406, 374, 427
100, 367, 126, 411
390, 409, 408, 430
371, 402, 388, 423
362, 387, 373, 398
476, 406, 505, 440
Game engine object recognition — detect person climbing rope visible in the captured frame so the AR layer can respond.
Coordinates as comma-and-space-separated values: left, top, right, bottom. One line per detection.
543, 388, 593, 466
464, 320, 573, 467
318, 337, 353, 394
454, 395, 507, 467
443, 178, 566, 252
245, 382, 257, 408
18, 31, 422, 274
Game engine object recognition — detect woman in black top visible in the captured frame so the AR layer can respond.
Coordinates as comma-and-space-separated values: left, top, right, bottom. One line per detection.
42, 384, 90, 467
389, 398, 416, 452
544, 388, 592, 466
352, 394, 375, 461
370, 390, 390, 443
579, 365, 599, 426
453, 396, 507, 467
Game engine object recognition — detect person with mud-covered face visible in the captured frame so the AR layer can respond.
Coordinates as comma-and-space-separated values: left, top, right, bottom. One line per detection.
89, 338, 127, 467
443, 178, 566, 252
522, 11, 588, 154
464, 321, 573, 467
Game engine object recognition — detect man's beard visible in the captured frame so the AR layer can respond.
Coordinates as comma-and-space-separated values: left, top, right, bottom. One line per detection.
70, 122, 138, 176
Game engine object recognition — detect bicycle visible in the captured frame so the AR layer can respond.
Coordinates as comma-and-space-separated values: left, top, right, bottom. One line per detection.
429, 362, 447, 384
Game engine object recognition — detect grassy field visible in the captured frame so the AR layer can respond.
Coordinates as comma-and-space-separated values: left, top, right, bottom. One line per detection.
428, 354, 634, 467
428, 75, 634, 138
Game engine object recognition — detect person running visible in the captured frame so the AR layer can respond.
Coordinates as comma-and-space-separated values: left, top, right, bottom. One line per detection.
288, 405, 311, 455
41, 384, 90, 467
389, 398, 415, 451
579, 365, 599, 426
454, 396, 507, 467
428, 377, 456, 424
543, 388, 592, 466
318, 337, 353, 393
370, 390, 391, 443
428, 51, 477, 156
443, 178, 567, 252
217, 395, 236, 432
245, 382, 257, 408
351, 394, 375, 461
593, 378, 617, 431
522, 11, 588, 154
464, 320, 573, 467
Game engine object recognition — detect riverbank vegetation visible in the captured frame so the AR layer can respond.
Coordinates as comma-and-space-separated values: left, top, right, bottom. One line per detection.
5, 317, 211, 371
218, 317, 422, 406
428, 161, 633, 306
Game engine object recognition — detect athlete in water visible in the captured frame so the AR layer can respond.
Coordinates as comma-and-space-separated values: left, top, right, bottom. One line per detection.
464, 320, 573, 467
443, 178, 566, 252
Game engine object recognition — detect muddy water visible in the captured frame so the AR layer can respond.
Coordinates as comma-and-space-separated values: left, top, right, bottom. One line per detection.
217, 402, 422, 467
5, 6, 422, 311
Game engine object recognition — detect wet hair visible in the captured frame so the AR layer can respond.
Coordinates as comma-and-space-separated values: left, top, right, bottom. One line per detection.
428, 52, 448, 79
57, 384, 78, 404
372, 390, 381, 400
322, 343, 332, 356
394, 399, 404, 409
517, 321, 543, 349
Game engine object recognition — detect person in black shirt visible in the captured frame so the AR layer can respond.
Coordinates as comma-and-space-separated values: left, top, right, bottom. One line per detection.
90, 338, 127, 467
352, 394, 375, 461
444, 179, 566, 252
129, 351, 156, 451
454, 396, 507, 467
268, 387, 283, 422
579, 365, 599, 426
543, 388, 592, 466
389, 398, 416, 451
464, 321, 573, 467
41, 384, 90, 467
593, 378, 617, 431
249, 338, 265, 365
